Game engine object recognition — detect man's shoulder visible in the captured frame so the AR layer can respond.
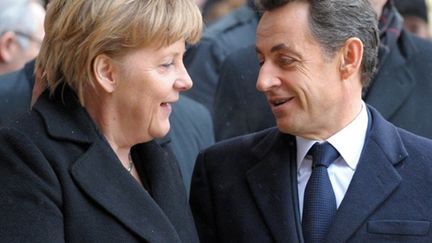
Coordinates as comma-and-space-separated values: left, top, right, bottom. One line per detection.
369, 105, 432, 157
397, 127, 432, 154
201, 127, 283, 160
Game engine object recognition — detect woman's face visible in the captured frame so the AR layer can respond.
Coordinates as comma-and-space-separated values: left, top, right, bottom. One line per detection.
111, 39, 192, 142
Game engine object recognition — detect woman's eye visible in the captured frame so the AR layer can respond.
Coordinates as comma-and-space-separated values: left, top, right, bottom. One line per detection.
161, 62, 174, 68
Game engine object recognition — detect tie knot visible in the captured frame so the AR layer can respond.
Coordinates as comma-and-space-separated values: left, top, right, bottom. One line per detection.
308, 142, 339, 168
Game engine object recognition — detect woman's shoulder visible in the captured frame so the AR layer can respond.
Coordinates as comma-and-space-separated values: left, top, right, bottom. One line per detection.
1, 108, 48, 143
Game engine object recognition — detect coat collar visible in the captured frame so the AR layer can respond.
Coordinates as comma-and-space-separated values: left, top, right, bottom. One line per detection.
33, 88, 95, 144
33, 87, 191, 242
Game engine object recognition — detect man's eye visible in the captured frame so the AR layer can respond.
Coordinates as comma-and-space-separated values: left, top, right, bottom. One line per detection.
280, 57, 295, 65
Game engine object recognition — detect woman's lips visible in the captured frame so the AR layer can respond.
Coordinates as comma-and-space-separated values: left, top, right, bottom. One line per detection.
160, 102, 172, 114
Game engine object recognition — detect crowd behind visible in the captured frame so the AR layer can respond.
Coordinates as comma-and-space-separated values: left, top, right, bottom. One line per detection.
1, 0, 432, 242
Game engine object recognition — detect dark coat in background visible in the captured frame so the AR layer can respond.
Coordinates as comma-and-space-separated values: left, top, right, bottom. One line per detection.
164, 95, 214, 193
191, 106, 432, 243
0, 60, 35, 126
184, 1, 259, 113
0, 88, 199, 242
214, 28, 432, 141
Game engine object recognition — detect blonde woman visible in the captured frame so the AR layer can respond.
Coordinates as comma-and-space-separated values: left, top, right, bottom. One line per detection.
0, 0, 202, 242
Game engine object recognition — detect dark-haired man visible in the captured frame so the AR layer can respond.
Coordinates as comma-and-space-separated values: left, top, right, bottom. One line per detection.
214, 0, 432, 141
190, 0, 432, 242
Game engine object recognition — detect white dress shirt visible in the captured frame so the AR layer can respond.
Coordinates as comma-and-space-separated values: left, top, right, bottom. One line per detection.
296, 102, 369, 219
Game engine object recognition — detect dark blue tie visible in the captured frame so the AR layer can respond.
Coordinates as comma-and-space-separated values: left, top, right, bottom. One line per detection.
302, 142, 340, 243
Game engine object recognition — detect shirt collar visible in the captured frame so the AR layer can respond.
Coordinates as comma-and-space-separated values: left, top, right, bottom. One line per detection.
296, 102, 369, 170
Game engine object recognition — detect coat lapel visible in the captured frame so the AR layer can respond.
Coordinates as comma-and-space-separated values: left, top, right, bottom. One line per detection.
71, 141, 182, 243
326, 107, 406, 243
246, 131, 302, 243
133, 142, 199, 243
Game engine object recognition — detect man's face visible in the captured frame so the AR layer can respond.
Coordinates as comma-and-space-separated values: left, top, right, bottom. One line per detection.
256, 1, 349, 140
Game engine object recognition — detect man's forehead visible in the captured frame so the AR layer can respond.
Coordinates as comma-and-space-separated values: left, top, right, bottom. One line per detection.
257, 2, 310, 34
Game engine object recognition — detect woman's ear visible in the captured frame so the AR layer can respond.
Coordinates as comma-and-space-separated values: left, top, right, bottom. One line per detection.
339, 37, 363, 81
93, 54, 116, 93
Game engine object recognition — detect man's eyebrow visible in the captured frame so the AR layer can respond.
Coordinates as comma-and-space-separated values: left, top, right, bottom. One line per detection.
256, 43, 299, 58
271, 43, 290, 53
256, 43, 293, 54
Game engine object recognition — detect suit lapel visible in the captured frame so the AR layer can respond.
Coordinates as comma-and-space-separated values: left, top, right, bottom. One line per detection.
246, 132, 302, 243
326, 141, 402, 242
326, 107, 406, 243
71, 141, 182, 243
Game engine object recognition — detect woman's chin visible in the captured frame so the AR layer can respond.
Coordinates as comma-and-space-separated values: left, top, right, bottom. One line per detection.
151, 122, 171, 140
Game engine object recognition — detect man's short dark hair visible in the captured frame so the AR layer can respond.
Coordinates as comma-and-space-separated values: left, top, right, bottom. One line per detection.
255, 0, 380, 87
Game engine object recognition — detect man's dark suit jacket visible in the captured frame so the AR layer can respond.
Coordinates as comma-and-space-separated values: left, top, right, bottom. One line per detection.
190, 106, 432, 242
0, 87, 199, 242
214, 29, 432, 141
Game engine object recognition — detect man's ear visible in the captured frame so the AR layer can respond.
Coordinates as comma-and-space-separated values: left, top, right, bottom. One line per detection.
0, 32, 18, 63
93, 54, 117, 93
339, 37, 363, 81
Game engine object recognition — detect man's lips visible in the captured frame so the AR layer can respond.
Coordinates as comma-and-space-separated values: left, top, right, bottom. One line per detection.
268, 97, 294, 107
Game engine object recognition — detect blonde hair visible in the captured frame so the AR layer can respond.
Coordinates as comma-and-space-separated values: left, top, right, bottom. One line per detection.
36, 0, 203, 104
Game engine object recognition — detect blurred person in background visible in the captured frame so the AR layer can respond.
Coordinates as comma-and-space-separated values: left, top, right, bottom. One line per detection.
395, 0, 430, 39
184, 0, 258, 113
205, 0, 246, 23
0, 0, 45, 74
0, 0, 202, 242
195, 0, 207, 11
